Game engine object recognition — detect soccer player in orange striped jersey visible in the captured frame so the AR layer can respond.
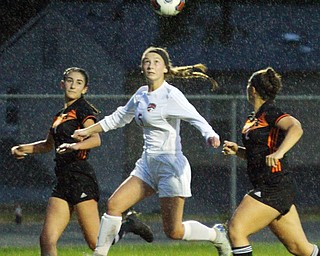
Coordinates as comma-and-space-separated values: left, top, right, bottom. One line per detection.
223, 67, 319, 256
11, 67, 152, 256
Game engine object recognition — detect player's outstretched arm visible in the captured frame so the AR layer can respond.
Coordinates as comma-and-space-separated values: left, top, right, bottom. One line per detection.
57, 119, 101, 154
72, 122, 103, 141
222, 140, 247, 160
11, 133, 54, 159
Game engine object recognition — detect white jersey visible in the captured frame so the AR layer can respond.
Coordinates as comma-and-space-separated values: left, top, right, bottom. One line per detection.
99, 81, 219, 154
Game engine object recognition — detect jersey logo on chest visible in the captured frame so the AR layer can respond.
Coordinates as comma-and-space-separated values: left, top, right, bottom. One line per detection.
147, 103, 157, 112
52, 110, 77, 130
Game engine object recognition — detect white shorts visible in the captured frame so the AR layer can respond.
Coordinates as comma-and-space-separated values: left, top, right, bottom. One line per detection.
130, 152, 192, 198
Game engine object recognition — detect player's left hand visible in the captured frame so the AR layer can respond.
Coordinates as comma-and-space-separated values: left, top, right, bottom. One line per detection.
56, 143, 78, 154
266, 152, 283, 167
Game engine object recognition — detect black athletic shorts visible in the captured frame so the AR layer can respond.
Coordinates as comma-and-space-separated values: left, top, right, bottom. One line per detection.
247, 174, 296, 215
52, 161, 100, 205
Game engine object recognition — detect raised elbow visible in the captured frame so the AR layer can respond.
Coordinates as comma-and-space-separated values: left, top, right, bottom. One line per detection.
299, 126, 303, 137
296, 121, 303, 138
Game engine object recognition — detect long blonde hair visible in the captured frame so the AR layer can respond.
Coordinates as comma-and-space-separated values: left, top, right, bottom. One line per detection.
141, 47, 218, 91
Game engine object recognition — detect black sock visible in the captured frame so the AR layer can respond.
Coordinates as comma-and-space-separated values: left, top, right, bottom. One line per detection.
232, 245, 253, 255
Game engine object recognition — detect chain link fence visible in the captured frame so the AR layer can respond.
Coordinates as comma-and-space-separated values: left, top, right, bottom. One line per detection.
0, 94, 319, 216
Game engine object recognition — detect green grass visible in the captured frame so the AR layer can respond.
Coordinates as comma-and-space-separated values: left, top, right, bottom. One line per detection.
1, 203, 319, 256
1, 242, 291, 256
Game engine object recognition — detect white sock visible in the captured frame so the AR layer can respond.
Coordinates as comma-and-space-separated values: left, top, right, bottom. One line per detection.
311, 244, 319, 256
94, 213, 122, 255
182, 220, 217, 241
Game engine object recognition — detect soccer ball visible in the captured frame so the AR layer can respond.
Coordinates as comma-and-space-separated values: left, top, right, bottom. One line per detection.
150, 0, 185, 16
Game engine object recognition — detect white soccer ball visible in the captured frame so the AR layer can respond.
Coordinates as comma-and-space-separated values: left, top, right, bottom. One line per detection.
150, 0, 185, 16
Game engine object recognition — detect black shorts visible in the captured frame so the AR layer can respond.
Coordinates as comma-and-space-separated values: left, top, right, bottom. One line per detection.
247, 174, 296, 215
52, 161, 100, 205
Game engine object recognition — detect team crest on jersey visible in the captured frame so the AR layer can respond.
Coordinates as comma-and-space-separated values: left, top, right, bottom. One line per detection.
147, 103, 156, 112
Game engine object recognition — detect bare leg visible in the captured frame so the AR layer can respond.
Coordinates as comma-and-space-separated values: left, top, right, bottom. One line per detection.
160, 197, 185, 239
107, 176, 155, 216
269, 205, 314, 256
228, 195, 279, 246
94, 176, 155, 255
160, 197, 231, 256
40, 197, 71, 256
74, 199, 100, 250
228, 195, 279, 255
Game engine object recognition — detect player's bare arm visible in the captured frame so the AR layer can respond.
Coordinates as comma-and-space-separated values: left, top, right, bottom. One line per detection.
57, 119, 101, 154
222, 140, 247, 160
266, 115, 303, 167
11, 133, 54, 159
71, 121, 104, 141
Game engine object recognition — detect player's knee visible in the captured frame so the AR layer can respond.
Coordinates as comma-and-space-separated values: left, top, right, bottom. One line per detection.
163, 227, 184, 240
106, 198, 124, 216
106, 199, 117, 215
39, 233, 57, 249
86, 239, 96, 251
227, 221, 246, 243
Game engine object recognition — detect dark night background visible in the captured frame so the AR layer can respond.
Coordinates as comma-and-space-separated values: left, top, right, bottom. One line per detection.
0, 0, 319, 220
1, 0, 319, 46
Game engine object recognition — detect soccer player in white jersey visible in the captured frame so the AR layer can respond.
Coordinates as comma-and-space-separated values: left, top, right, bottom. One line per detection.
72, 47, 232, 256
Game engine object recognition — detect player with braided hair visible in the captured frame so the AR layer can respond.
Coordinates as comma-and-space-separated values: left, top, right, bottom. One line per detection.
72, 46, 231, 256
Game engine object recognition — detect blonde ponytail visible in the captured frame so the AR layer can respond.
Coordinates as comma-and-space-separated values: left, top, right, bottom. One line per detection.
141, 47, 218, 91
170, 64, 218, 91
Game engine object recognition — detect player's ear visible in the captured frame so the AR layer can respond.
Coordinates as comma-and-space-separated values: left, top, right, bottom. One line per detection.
252, 86, 258, 95
82, 86, 88, 95
60, 80, 65, 89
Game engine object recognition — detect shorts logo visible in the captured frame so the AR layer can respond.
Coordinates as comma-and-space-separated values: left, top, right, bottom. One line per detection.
254, 191, 261, 197
147, 103, 156, 112
80, 192, 87, 198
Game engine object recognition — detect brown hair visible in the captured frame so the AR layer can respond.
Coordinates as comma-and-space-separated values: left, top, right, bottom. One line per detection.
141, 47, 218, 90
63, 67, 89, 86
249, 67, 282, 100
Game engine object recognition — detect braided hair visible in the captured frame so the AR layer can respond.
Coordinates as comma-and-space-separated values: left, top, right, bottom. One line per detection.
249, 67, 282, 100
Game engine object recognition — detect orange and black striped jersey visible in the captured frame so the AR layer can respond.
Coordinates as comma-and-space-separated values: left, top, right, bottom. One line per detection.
242, 100, 289, 186
50, 97, 99, 166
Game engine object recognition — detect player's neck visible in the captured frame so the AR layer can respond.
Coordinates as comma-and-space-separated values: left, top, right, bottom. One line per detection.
253, 98, 266, 112
148, 80, 164, 92
64, 97, 78, 108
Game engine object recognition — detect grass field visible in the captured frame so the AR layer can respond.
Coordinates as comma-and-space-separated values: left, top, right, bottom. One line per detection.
1, 204, 319, 256
1, 242, 292, 256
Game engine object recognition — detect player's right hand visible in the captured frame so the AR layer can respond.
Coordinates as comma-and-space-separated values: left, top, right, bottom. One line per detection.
11, 146, 28, 159
222, 140, 238, 155
71, 129, 90, 141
